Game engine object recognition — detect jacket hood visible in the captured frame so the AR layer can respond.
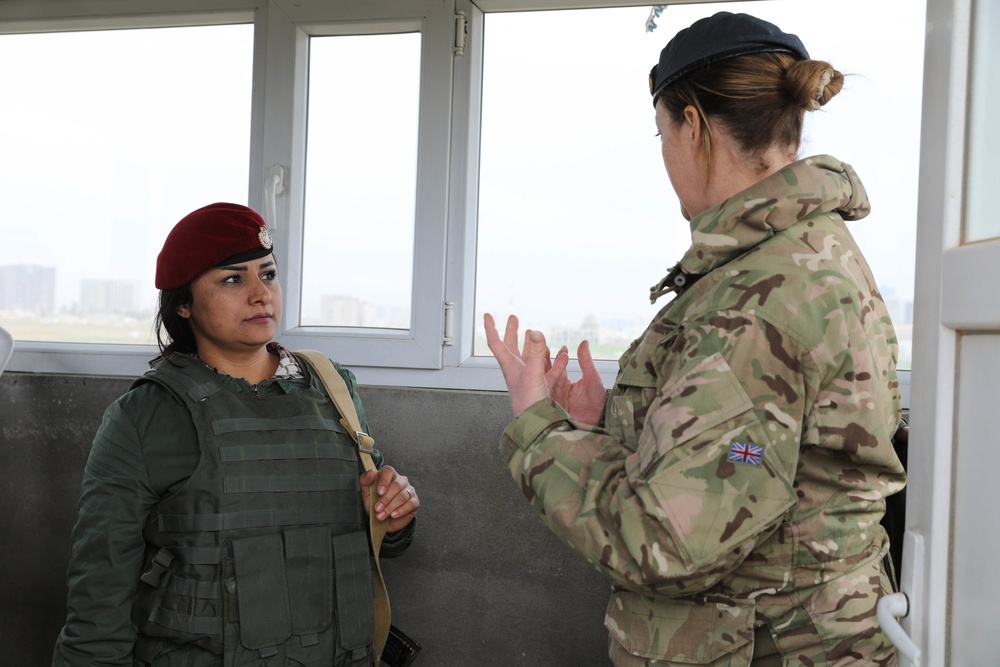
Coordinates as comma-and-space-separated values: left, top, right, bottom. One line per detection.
650, 155, 869, 303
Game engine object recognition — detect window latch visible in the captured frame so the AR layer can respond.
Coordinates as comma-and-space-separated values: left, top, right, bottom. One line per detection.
264, 164, 286, 229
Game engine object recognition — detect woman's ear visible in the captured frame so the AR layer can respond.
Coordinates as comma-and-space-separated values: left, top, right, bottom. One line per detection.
682, 105, 703, 152
177, 304, 191, 319
683, 104, 716, 185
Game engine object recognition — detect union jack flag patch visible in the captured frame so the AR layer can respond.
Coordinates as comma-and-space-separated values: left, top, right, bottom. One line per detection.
729, 441, 762, 465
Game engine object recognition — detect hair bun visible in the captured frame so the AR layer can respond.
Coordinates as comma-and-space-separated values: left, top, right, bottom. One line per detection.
787, 59, 844, 111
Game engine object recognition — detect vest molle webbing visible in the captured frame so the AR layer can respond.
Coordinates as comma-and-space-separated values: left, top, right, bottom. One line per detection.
131, 356, 376, 667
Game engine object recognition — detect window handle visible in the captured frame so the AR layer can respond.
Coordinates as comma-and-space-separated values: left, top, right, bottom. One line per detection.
264, 164, 286, 229
877, 592, 922, 666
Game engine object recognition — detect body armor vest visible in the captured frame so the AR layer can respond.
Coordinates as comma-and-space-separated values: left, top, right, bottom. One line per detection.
130, 355, 375, 667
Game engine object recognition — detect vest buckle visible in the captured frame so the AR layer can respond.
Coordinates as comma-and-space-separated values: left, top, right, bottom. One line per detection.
139, 548, 175, 586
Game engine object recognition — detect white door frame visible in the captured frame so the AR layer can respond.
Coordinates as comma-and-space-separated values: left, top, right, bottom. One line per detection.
905, 0, 987, 664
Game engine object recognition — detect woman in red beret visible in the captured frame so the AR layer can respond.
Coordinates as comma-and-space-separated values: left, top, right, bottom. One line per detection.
53, 203, 419, 667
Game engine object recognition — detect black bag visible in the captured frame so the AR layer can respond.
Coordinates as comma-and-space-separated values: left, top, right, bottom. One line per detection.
381, 625, 421, 667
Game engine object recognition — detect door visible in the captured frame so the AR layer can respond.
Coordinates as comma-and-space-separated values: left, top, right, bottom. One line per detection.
903, 0, 1000, 664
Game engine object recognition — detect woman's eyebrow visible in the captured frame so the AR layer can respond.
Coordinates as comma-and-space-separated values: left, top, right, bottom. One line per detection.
217, 260, 274, 272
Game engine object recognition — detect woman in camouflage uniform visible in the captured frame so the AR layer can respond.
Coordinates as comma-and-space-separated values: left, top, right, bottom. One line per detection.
486, 12, 905, 667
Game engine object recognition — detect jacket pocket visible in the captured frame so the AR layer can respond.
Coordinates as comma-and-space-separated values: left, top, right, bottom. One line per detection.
604, 588, 753, 665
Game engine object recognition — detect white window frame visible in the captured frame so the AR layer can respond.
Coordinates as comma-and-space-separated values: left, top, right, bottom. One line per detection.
0, 0, 913, 406
0, 2, 259, 380
256, 0, 455, 372
0, 0, 459, 382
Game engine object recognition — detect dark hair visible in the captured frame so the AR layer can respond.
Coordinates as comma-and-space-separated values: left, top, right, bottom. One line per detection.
154, 284, 195, 356
655, 52, 844, 173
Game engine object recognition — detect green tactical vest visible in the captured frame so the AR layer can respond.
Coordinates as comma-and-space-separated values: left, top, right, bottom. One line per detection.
130, 355, 376, 667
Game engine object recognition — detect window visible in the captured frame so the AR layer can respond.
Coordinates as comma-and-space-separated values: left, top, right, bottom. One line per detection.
0, 22, 253, 346
266, 5, 455, 372
473, 0, 924, 372
965, 0, 1000, 243
0, 0, 923, 392
301, 33, 421, 330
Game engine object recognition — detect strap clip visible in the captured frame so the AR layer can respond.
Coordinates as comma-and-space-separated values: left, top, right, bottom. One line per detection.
139, 548, 175, 586
355, 430, 375, 456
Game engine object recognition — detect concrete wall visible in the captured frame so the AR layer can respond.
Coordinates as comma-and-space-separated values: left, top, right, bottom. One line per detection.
0, 372, 611, 666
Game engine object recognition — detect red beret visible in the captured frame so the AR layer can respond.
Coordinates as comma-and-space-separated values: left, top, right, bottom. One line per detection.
155, 203, 274, 289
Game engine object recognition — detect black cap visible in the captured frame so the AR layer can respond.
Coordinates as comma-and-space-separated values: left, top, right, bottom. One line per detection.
649, 11, 809, 103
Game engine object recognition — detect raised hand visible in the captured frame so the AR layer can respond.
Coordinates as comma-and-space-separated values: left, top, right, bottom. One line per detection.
484, 313, 553, 417
548, 339, 607, 426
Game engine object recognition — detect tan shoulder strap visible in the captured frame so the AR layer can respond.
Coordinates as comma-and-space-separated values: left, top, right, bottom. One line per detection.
294, 349, 391, 660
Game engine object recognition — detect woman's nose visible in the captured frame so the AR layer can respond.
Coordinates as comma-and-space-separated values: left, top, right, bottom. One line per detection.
249, 277, 271, 304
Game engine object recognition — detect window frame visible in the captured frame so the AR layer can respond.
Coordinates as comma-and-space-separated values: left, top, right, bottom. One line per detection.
0, 0, 913, 407
0, 0, 458, 380
0, 3, 259, 379
264, 2, 455, 371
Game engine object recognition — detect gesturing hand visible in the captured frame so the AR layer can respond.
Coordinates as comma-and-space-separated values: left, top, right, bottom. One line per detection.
548, 339, 607, 426
484, 313, 554, 417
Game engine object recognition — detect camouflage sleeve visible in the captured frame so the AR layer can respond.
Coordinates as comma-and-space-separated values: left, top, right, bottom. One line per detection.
500, 311, 804, 597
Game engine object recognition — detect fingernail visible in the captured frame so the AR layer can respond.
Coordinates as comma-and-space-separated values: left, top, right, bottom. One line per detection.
375, 503, 384, 513
530, 331, 543, 343
378, 486, 386, 495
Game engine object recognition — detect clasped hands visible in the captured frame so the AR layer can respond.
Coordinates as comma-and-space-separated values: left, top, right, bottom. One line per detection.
484, 313, 606, 423
360, 466, 419, 533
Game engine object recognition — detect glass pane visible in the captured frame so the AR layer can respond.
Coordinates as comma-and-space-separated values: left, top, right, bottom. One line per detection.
965, 0, 1000, 243
475, 0, 923, 371
301, 33, 420, 329
0, 24, 253, 345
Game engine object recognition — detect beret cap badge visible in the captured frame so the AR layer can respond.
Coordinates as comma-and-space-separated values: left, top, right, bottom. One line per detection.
258, 226, 273, 250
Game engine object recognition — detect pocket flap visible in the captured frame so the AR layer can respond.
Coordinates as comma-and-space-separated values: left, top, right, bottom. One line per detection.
604, 589, 753, 664
332, 530, 375, 651
285, 526, 333, 635
232, 534, 292, 649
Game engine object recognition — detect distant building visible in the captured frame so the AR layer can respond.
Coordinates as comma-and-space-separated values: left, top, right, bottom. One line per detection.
320, 294, 378, 326
884, 295, 914, 326
0, 264, 56, 312
551, 315, 603, 347
80, 279, 142, 315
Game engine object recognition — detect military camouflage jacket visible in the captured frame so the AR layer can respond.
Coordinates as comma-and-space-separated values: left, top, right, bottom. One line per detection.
500, 156, 906, 666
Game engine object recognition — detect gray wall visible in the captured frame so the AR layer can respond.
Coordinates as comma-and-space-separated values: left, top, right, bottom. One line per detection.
0, 372, 611, 666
